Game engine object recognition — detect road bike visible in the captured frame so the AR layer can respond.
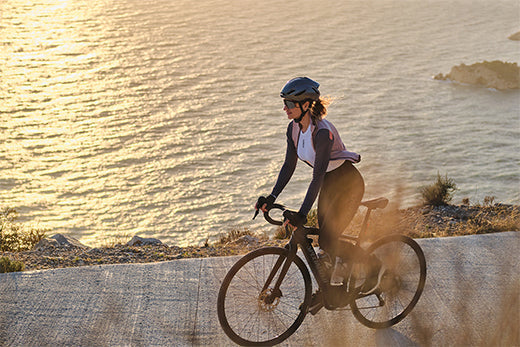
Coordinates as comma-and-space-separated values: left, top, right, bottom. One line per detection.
217, 197, 427, 346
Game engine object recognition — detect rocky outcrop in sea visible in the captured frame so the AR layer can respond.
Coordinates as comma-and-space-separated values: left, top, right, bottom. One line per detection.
434, 61, 520, 90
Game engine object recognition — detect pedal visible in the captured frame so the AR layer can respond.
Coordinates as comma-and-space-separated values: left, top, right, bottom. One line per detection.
307, 291, 324, 315
309, 302, 324, 315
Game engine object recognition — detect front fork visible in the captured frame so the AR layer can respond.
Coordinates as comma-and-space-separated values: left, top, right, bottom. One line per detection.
260, 243, 298, 304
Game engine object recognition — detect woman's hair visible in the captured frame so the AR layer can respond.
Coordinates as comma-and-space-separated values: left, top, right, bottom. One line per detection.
310, 96, 332, 122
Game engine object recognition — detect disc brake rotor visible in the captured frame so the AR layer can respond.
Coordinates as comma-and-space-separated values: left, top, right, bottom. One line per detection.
258, 288, 281, 312
380, 271, 401, 294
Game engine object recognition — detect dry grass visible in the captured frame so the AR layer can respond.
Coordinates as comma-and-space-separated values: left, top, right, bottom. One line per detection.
214, 227, 268, 246
340, 201, 519, 242
0, 207, 48, 252
100, 232, 134, 248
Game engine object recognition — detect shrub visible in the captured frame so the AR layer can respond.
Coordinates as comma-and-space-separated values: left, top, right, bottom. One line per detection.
0, 256, 25, 273
420, 174, 457, 206
0, 207, 48, 252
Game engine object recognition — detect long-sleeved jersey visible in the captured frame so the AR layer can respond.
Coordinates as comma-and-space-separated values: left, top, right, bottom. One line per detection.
270, 118, 361, 216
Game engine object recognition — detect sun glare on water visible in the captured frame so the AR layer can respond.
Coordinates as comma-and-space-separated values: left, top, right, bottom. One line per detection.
1, 0, 518, 247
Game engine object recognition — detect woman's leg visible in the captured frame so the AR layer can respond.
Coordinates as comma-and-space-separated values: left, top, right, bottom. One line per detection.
317, 161, 364, 259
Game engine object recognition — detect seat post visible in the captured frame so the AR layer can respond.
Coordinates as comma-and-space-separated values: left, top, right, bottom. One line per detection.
356, 207, 373, 245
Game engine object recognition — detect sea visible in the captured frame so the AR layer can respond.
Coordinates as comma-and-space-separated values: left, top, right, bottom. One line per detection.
1, 0, 519, 247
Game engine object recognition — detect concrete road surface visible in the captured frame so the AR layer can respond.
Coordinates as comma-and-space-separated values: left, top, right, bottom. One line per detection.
1, 232, 518, 346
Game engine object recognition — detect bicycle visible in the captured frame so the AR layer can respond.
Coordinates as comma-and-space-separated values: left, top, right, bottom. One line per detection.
217, 197, 427, 346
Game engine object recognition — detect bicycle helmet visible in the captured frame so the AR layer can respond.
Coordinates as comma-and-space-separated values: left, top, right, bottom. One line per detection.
280, 77, 320, 102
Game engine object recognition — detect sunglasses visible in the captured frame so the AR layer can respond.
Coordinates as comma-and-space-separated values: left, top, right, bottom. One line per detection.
283, 99, 299, 109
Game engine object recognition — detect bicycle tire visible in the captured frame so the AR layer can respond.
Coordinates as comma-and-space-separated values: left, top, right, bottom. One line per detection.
350, 235, 426, 329
217, 247, 312, 346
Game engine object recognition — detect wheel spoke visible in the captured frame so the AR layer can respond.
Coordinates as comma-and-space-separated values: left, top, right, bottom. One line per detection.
217, 247, 312, 345
350, 235, 426, 329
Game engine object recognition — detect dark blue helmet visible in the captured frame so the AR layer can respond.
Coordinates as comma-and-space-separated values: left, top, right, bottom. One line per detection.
280, 77, 320, 102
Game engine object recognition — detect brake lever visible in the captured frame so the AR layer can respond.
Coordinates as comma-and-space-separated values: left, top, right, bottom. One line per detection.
252, 209, 260, 220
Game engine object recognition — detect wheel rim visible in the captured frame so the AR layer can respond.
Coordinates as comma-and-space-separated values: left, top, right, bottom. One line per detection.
218, 249, 311, 345
351, 236, 426, 328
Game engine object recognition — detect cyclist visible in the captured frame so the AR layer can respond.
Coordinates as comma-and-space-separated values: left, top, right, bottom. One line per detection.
255, 77, 381, 299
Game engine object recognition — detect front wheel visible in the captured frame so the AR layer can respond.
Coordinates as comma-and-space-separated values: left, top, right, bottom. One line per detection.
217, 247, 312, 346
350, 235, 427, 329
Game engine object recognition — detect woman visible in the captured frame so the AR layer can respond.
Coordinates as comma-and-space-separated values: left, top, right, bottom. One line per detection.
255, 77, 369, 288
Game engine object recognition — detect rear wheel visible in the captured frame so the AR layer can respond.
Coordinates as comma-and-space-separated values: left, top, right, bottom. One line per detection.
350, 235, 426, 329
217, 247, 312, 346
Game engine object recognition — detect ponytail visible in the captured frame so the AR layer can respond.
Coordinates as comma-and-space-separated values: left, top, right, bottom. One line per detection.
310, 96, 332, 122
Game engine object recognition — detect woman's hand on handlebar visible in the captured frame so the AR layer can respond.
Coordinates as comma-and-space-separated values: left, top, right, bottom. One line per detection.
253, 197, 307, 229
282, 210, 307, 228
253, 199, 285, 226
255, 195, 275, 213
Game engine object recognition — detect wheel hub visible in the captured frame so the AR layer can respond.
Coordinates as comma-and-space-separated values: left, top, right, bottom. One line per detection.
380, 271, 401, 294
258, 288, 281, 312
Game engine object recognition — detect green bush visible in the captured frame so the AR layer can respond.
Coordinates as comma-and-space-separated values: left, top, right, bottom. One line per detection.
0, 207, 47, 252
0, 256, 25, 273
420, 174, 457, 206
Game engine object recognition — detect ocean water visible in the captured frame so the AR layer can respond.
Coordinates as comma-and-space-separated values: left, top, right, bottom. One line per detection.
1, 0, 519, 247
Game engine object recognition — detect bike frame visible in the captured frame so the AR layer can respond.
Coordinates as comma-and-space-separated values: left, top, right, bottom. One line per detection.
260, 201, 383, 310
218, 196, 425, 345
260, 225, 333, 308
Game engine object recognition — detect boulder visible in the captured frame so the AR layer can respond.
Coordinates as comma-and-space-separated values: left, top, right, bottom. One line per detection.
50, 234, 89, 249
33, 234, 88, 251
126, 236, 163, 247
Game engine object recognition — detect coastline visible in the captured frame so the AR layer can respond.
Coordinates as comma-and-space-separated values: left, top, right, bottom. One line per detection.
2, 202, 518, 272
1, 235, 287, 272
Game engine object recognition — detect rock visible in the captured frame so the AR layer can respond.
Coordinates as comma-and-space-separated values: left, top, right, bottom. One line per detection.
126, 236, 163, 247
433, 73, 447, 81
435, 61, 520, 90
51, 234, 89, 249
33, 238, 59, 251
87, 247, 103, 255
33, 234, 88, 251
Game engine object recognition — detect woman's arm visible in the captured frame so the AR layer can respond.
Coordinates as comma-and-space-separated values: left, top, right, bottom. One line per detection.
270, 123, 298, 199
